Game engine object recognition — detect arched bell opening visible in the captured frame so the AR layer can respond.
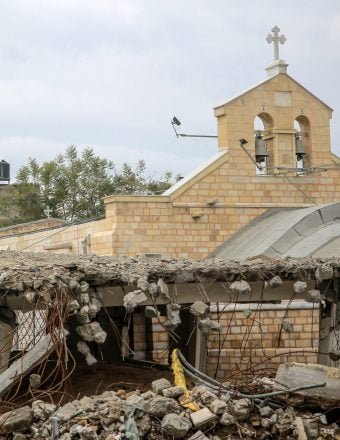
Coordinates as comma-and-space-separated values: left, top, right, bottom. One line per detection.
294, 116, 311, 175
254, 113, 274, 175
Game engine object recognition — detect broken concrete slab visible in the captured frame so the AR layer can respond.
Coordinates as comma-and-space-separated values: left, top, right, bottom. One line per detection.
275, 362, 340, 408
0, 330, 67, 397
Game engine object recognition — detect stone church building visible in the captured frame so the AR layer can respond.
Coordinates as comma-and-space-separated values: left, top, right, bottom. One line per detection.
0, 28, 339, 378
1, 29, 340, 259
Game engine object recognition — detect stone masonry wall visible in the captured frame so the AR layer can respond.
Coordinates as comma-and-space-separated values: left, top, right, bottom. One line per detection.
207, 303, 319, 380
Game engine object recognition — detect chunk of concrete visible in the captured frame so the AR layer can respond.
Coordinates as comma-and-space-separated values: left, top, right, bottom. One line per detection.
137, 275, 150, 292
315, 265, 333, 282
294, 281, 308, 294
198, 318, 221, 335
152, 378, 172, 394
190, 301, 209, 317
157, 278, 170, 301
307, 289, 323, 303
145, 306, 159, 319
191, 385, 217, 406
0, 330, 67, 397
268, 276, 283, 288
219, 412, 235, 426
190, 407, 216, 427
29, 373, 41, 388
161, 413, 192, 439
145, 397, 181, 418
32, 400, 56, 422
163, 303, 181, 329
0, 406, 33, 434
77, 340, 91, 355
275, 362, 340, 408
123, 290, 147, 313
188, 431, 209, 440
232, 398, 252, 422
76, 321, 107, 344
162, 386, 185, 398
209, 399, 227, 415
230, 280, 251, 295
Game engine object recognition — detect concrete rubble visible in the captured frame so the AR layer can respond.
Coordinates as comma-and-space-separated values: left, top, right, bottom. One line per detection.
0, 377, 339, 439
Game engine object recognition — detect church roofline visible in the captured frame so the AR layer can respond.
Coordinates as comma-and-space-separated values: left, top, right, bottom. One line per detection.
214, 73, 333, 113
162, 150, 229, 198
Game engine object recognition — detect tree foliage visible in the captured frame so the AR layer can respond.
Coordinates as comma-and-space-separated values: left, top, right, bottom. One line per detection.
0, 146, 175, 225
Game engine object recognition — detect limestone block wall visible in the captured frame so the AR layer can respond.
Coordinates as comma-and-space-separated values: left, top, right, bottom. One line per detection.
151, 316, 169, 365
133, 314, 147, 361
207, 303, 319, 380
0, 217, 115, 256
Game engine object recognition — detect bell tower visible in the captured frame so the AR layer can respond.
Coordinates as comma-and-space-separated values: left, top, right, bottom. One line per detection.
214, 26, 333, 176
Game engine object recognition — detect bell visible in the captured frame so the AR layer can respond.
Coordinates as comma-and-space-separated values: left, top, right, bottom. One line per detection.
255, 135, 269, 163
295, 136, 306, 160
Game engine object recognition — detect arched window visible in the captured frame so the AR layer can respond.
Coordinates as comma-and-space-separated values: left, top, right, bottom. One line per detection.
254, 113, 274, 175
294, 115, 311, 175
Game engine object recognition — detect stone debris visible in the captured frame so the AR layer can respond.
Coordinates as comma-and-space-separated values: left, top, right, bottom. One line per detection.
315, 264, 334, 282
293, 281, 308, 294
77, 341, 98, 366
29, 374, 41, 389
123, 290, 148, 313
190, 301, 209, 317
190, 407, 216, 428
151, 378, 172, 394
198, 318, 221, 335
157, 278, 170, 301
76, 321, 107, 345
230, 280, 251, 295
163, 303, 181, 329
0, 378, 338, 439
268, 275, 283, 288
144, 306, 159, 319
232, 398, 252, 422
161, 413, 192, 439
307, 289, 323, 303
162, 386, 185, 399
0, 405, 33, 434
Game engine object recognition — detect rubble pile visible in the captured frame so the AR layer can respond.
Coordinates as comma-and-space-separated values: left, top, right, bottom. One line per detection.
0, 379, 339, 440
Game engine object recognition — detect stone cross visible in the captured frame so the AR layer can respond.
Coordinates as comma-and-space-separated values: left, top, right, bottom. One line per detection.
266, 26, 286, 61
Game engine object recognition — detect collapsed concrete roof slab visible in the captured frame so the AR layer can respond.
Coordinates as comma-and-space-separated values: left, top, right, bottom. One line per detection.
0, 251, 339, 306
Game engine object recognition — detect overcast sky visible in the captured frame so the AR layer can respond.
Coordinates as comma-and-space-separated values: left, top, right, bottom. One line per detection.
1, 0, 340, 180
